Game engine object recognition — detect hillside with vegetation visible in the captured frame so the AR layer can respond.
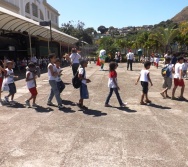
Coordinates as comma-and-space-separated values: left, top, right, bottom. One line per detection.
171, 6, 188, 23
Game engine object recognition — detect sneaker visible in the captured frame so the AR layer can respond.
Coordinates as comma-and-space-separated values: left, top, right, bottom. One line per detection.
47, 101, 54, 106
25, 100, 30, 108
4, 96, 9, 103
105, 104, 112, 107
58, 105, 65, 109
120, 102, 127, 107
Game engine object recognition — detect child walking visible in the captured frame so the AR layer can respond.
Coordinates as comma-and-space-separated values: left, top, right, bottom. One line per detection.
135, 61, 153, 105
47, 54, 64, 109
25, 63, 38, 108
55, 58, 65, 98
4, 61, 18, 105
172, 56, 185, 100
77, 60, 91, 110
160, 57, 174, 99
105, 62, 126, 107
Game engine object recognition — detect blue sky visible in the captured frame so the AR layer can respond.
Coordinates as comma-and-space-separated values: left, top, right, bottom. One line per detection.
47, 0, 187, 30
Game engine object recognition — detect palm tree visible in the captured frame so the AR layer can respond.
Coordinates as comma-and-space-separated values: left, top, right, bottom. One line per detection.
149, 27, 179, 53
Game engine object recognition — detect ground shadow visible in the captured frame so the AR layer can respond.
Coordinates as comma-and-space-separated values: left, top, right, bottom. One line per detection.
60, 107, 76, 113
34, 106, 53, 113
113, 106, 137, 113
149, 103, 171, 109
62, 100, 76, 106
82, 109, 107, 117
5, 102, 25, 108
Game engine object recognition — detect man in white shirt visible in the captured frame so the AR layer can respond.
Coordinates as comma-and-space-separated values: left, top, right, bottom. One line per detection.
126, 50, 134, 71
172, 56, 185, 100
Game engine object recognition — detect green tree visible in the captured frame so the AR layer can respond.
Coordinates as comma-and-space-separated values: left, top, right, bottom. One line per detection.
149, 27, 179, 52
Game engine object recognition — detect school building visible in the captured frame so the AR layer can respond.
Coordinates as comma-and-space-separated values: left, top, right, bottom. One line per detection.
0, 0, 78, 61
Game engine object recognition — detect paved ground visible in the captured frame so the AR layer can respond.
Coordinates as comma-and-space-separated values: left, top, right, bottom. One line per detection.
0, 62, 188, 167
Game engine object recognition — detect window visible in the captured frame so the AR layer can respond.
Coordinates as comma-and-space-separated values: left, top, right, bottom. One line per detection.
25, 2, 30, 14
40, 10, 44, 20
32, 3, 38, 17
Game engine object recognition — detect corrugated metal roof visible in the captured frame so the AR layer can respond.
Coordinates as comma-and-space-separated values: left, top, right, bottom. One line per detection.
0, 7, 78, 44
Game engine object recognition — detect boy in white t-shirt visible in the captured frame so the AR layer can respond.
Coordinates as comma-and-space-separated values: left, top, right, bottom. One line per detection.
135, 61, 153, 105
77, 60, 91, 110
25, 63, 38, 108
4, 61, 18, 105
172, 56, 185, 100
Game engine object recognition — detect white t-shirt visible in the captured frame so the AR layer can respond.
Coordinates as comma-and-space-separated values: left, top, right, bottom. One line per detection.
26, 71, 36, 89
174, 63, 183, 79
5, 68, 14, 84
164, 54, 171, 59
48, 63, 57, 80
154, 57, 160, 63
150, 57, 154, 62
126, 52, 134, 60
79, 67, 86, 85
70, 53, 81, 64
140, 69, 149, 82
55, 67, 62, 82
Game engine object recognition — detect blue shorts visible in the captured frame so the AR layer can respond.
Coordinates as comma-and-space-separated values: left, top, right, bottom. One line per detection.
80, 83, 89, 99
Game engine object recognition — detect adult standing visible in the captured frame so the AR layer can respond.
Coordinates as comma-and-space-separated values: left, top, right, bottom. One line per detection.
126, 50, 134, 71
69, 48, 81, 76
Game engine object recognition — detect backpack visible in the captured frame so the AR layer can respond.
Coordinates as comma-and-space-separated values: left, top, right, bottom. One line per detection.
72, 69, 85, 89
161, 65, 171, 77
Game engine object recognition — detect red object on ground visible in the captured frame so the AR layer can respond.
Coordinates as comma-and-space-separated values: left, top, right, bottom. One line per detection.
96, 57, 101, 66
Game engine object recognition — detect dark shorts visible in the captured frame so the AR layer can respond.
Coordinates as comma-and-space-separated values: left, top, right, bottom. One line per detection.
8, 83, 16, 95
80, 83, 89, 99
29, 87, 38, 96
141, 81, 148, 94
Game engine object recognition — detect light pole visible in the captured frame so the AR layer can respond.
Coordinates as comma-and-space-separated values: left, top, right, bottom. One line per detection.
39, 21, 52, 54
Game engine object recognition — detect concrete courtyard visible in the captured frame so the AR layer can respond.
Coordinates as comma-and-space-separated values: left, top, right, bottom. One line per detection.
0, 62, 188, 167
